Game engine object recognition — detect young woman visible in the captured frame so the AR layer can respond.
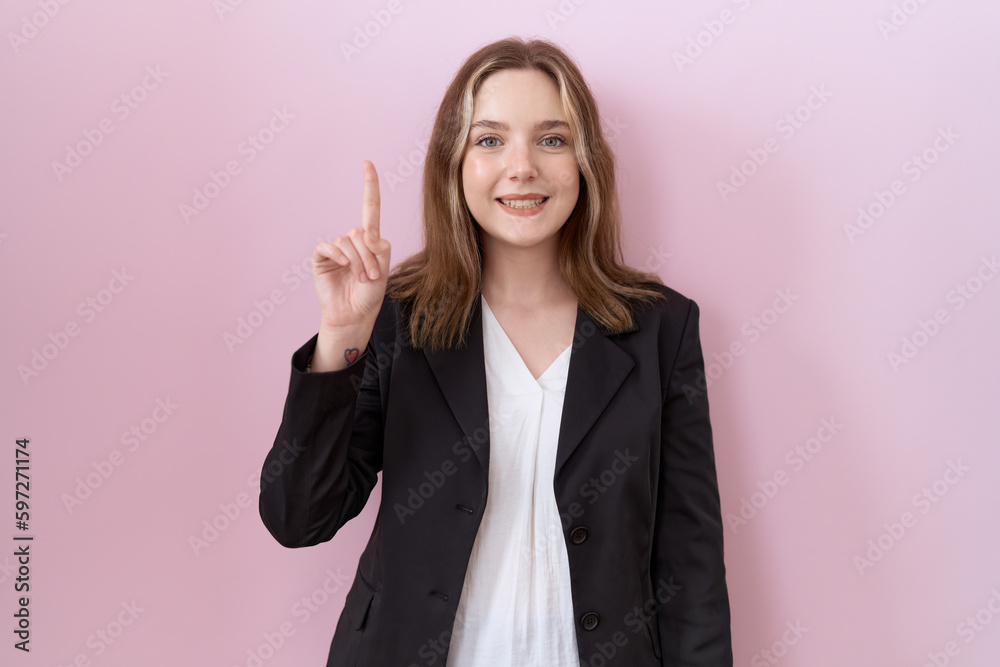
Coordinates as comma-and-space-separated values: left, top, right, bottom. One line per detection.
259, 37, 732, 666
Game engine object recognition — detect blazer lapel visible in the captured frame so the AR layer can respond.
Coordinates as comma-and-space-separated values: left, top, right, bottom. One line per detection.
423, 296, 637, 482
556, 305, 636, 476
422, 296, 491, 478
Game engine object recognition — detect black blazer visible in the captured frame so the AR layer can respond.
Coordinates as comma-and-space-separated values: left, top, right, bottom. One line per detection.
259, 282, 733, 666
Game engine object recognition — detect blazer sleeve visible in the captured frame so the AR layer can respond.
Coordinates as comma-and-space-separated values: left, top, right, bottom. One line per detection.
653, 298, 733, 665
258, 332, 384, 548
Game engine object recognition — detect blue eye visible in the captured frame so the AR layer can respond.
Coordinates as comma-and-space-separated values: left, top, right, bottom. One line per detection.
541, 136, 567, 147
476, 135, 500, 148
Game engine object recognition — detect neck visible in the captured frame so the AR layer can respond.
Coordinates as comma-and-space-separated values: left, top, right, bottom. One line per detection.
480, 235, 572, 309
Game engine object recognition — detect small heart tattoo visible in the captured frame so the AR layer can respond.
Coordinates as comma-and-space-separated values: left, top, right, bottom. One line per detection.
344, 348, 359, 364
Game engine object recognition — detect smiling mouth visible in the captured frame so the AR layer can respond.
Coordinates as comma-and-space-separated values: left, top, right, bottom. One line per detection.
498, 197, 548, 209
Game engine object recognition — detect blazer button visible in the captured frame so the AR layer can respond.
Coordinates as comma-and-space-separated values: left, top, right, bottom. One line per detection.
581, 612, 600, 631
570, 527, 588, 544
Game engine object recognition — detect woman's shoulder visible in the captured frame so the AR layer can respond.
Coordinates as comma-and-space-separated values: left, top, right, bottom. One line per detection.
628, 280, 700, 326
643, 280, 694, 304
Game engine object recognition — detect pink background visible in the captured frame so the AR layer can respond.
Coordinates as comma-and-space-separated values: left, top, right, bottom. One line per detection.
3, 1, 999, 665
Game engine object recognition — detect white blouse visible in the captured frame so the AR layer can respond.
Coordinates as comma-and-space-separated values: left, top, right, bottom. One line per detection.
445, 296, 580, 667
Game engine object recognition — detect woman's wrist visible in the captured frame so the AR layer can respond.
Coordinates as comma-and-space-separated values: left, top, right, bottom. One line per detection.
310, 323, 373, 373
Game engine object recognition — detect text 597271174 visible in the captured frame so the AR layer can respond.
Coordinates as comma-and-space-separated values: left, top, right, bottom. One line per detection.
14, 437, 32, 652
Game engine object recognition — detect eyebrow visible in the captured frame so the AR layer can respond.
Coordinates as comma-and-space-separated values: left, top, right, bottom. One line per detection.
469, 119, 570, 132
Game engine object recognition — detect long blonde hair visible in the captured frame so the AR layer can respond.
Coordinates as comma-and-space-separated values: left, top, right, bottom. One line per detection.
386, 36, 667, 351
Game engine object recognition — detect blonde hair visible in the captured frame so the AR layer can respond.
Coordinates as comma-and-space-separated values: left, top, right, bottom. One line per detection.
386, 36, 667, 351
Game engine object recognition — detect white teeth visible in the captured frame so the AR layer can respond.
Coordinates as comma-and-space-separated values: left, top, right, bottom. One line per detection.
499, 198, 546, 209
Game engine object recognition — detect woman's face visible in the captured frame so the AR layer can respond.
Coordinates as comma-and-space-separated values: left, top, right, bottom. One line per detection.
461, 68, 580, 255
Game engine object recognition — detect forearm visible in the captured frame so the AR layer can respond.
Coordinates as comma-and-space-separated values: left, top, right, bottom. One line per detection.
259, 333, 383, 548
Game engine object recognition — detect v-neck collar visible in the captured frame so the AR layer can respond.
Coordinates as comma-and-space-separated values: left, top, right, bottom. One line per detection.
481, 295, 572, 387
422, 288, 638, 481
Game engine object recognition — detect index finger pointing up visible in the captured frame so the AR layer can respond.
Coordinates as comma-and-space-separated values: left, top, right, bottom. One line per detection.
362, 160, 381, 240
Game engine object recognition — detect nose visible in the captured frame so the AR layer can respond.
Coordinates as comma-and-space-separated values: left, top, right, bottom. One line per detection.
506, 140, 538, 180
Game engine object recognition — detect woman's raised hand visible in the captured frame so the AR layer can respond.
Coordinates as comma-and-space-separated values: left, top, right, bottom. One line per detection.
312, 161, 392, 332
